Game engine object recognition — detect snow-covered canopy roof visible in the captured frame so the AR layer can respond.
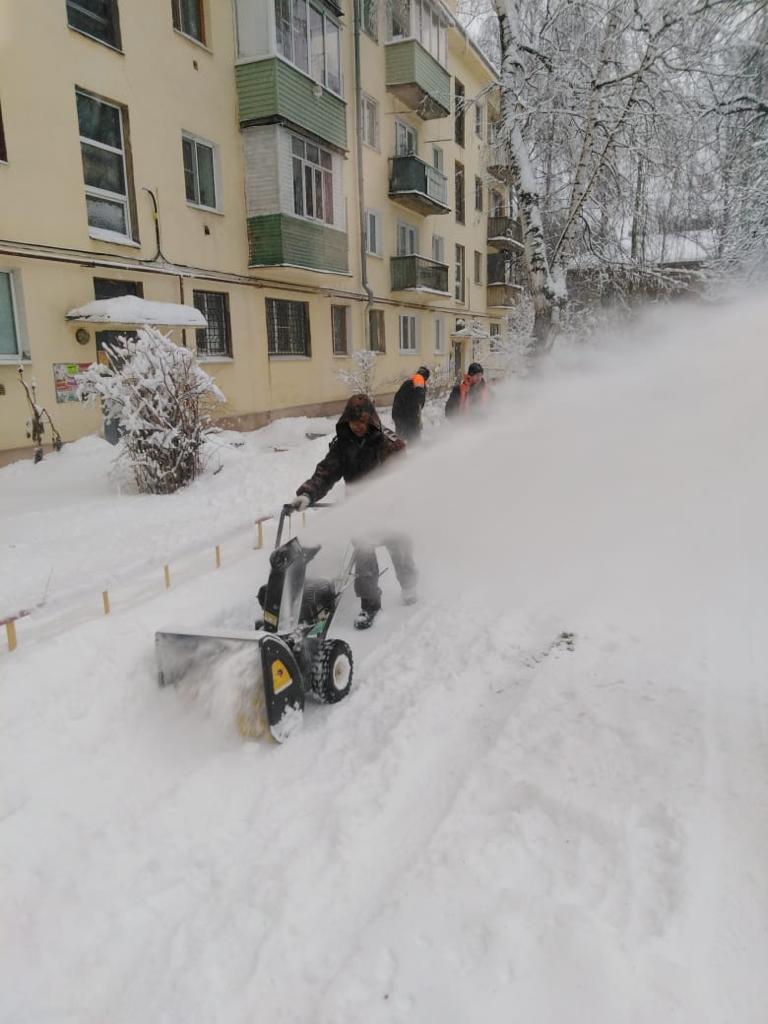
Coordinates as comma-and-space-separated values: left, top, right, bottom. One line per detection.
65, 296, 207, 328
453, 323, 491, 339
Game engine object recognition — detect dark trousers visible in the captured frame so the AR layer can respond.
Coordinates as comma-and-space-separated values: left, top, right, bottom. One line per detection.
353, 532, 417, 610
393, 419, 422, 443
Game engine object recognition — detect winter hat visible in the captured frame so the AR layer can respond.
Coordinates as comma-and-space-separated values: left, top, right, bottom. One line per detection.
468, 362, 484, 376
416, 366, 431, 381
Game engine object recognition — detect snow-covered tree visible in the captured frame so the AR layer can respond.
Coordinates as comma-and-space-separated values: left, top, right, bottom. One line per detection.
77, 327, 225, 495
335, 349, 379, 398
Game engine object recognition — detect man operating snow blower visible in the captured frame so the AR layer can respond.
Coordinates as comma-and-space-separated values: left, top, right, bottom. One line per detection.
289, 394, 418, 630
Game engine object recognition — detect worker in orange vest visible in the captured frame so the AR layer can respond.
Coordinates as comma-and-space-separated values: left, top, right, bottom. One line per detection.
445, 363, 490, 419
391, 366, 430, 442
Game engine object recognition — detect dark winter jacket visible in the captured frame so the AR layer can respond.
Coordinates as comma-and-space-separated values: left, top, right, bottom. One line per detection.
445, 376, 491, 418
297, 394, 406, 504
391, 373, 427, 436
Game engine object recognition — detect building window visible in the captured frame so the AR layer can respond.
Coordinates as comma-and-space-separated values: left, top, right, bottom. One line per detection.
361, 0, 378, 40
67, 0, 121, 49
490, 322, 502, 351
455, 162, 465, 224
193, 291, 232, 358
474, 98, 483, 137
172, 0, 205, 44
389, 0, 447, 66
76, 88, 133, 241
434, 316, 444, 353
474, 175, 483, 212
455, 244, 465, 301
0, 103, 6, 162
395, 120, 417, 157
399, 314, 417, 353
0, 271, 21, 359
275, 0, 342, 95
474, 250, 482, 285
361, 94, 379, 148
369, 308, 385, 352
454, 79, 465, 147
431, 234, 444, 264
291, 135, 334, 225
432, 144, 443, 172
331, 305, 350, 355
396, 222, 417, 255
490, 189, 504, 216
182, 134, 217, 209
266, 298, 311, 356
364, 209, 382, 256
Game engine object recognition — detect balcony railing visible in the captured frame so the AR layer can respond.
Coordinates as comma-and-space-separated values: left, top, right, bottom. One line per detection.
390, 254, 449, 294
487, 215, 523, 250
389, 156, 450, 215
488, 252, 525, 286
487, 283, 522, 308
385, 39, 451, 120
486, 131, 514, 183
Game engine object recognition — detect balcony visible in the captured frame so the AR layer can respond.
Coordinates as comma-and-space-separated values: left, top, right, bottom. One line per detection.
385, 39, 450, 120
487, 283, 522, 308
487, 252, 524, 307
390, 254, 449, 294
487, 132, 513, 183
389, 156, 449, 215
487, 215, 523, 250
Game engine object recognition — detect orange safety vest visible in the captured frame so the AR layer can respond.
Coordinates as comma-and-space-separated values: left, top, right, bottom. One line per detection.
458, 376, 489, 412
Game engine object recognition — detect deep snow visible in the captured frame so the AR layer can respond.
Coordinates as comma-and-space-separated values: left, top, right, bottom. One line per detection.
2, 296, 767, 1023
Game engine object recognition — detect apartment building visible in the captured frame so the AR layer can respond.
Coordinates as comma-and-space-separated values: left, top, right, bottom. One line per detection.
0, 0, 523, 461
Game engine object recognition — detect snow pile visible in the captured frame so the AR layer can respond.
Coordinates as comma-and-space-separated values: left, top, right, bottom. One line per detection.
65, 295, 206, 327
2, 294, 768, 1023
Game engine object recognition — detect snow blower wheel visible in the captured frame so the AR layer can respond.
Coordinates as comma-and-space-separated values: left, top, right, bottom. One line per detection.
311, 639, 353, 704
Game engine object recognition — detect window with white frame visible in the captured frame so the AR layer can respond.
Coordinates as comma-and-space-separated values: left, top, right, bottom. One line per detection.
67, 0, 122, 49
396, 222, 417, 255
0, 271, 22, 359
395, 120, 417, 156
182, 134, 217, 209
364, 209, 382, 255
193, 291, 232, 358
331, 304, 350, 355
275, 0, 341, 95
434, 316, 444, 353
431, 234, 445, 264
76, 88, 133, 240
172, 0, 205, 45
361, 94, 379, 148
291, 135, 334, 224
389, 0, 447, 67
266, 297, 311, 356
399, 314, 418, 353
432, 144, 443, 172
455, 243, 465, 301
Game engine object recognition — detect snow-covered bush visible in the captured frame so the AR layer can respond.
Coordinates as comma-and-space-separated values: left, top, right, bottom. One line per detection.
77, 327, 225, 495
336, 349, 378, 398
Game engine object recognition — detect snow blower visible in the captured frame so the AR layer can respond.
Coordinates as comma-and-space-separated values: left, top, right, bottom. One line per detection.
155, 504, 355, 743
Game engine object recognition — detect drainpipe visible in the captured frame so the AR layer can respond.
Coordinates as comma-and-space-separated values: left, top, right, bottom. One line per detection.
352, 0, 374, 343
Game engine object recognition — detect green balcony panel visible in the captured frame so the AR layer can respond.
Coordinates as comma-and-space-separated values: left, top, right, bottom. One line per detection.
385, 40, 450, 120
236, 58, 347, 151
248, 214, 349, 274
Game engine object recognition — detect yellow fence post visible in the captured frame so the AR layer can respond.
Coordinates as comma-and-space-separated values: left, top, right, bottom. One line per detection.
163, 565, 171, 589
102, 591, 110, 615
5, 620, 17, 652
215, 544, 221, 568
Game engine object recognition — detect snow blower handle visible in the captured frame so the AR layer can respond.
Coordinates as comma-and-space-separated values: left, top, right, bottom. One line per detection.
276, 501, 333, 547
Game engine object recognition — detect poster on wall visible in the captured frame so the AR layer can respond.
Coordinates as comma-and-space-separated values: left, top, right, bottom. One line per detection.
53, 362, 92, 404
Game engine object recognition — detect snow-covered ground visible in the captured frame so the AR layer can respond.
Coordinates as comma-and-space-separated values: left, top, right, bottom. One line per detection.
2, 296, 767, 1023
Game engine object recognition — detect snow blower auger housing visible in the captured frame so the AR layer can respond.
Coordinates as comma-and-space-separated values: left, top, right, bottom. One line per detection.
155, 504, 354, 743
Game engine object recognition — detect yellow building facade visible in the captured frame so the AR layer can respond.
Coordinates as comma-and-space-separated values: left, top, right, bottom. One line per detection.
0, 0, 522, 462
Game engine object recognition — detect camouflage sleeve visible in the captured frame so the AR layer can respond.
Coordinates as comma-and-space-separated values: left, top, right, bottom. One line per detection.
297, 439, 344, 503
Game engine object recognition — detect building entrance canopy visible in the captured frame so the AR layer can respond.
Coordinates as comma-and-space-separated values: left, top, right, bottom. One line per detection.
65, 296, 207, 328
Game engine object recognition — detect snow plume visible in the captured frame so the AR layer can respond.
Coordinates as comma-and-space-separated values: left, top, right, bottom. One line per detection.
77, 327, 225, 495
310, 292, 768, 637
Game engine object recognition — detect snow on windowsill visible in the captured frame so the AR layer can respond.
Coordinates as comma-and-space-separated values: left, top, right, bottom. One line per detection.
197, 356, 234, 364
89, 228, 140, 248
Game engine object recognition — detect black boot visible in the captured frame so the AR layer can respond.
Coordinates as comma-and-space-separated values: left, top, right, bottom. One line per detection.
354, 601, 380, 630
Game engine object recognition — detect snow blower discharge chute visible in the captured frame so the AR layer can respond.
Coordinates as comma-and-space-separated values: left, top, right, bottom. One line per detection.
155, 504, 354, 743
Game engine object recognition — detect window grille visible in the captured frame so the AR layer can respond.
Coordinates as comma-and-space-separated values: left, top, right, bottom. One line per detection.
194, 291, 232, 358
267, 298, 311, 356
67, 0, 122, 49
